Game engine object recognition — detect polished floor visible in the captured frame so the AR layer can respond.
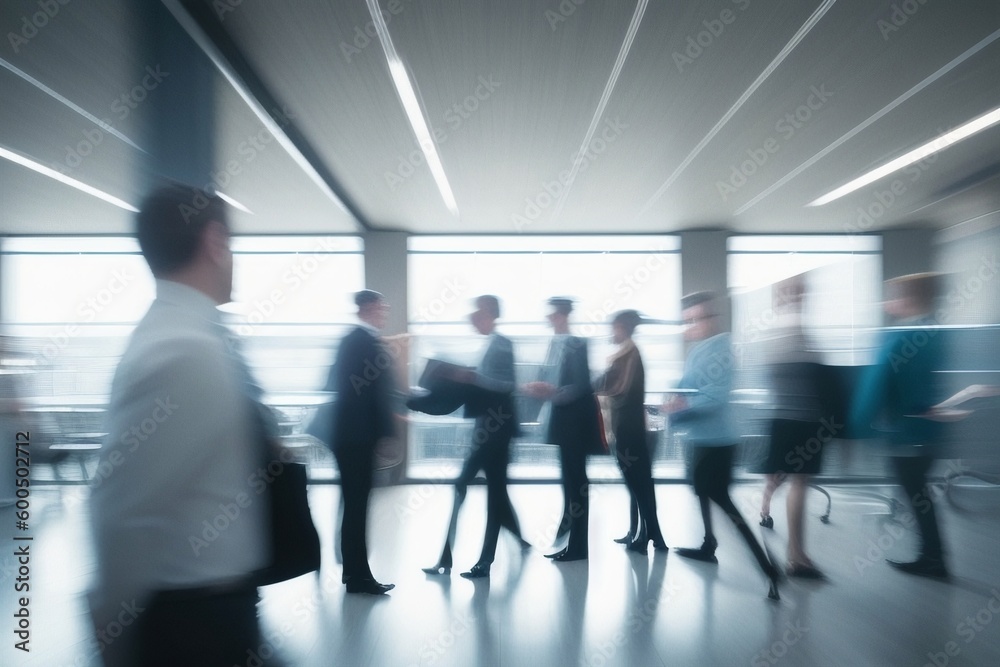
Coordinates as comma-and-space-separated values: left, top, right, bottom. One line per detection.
3, 478, 1000, 667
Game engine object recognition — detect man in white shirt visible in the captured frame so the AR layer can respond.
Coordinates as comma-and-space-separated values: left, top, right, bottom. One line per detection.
89, 185, 270, 666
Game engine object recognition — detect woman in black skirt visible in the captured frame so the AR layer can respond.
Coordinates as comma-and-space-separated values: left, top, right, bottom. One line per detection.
757, 276, 826, 579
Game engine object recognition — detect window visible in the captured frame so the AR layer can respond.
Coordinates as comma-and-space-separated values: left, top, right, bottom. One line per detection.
407, 235, 683, 478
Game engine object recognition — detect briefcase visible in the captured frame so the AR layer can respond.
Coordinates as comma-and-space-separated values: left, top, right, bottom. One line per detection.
255, 456, 321, 586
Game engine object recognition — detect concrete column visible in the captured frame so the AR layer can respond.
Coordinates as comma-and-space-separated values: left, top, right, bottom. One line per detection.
138, 1, 217, 190
363, 231, 409, 336
680, 230, 730, 331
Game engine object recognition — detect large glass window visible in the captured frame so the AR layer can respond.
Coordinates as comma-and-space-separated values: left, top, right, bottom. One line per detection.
1, 235, 364, 482
407, 236, 683, 479
727, 235, 883, 478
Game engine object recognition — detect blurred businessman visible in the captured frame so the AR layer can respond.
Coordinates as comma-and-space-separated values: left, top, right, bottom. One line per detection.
326, 290, 397, 594
90, 185, 272, 666
423, 295, 528, 579
523, 297, 602, 561
851, 273, 949, 578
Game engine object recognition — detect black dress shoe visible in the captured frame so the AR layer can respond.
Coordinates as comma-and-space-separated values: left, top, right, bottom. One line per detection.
460, 563, 490, 579
887, 557, 949, 579
674, 538, 718, 563
613, 533, 635, 545
553, 551, 587, 562
421, 564, 451, 575
545, 548, 568, 559
346, 579, 395, 595
652, 540, 669, 552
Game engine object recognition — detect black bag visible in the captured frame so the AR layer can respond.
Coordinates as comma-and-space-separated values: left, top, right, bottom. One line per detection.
255, 453, 322, 586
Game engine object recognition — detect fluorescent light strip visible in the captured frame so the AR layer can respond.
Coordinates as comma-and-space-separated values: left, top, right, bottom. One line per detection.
735, 26, 1000, 215
0, 57, 145, 152
160, 0, 353, 218
0, 145, 139, 212
550, 0, 649, 221
808, 107, 1000, 206
635, 0, 837, 220
215, 191, 253, 214
365, 0, 459, 217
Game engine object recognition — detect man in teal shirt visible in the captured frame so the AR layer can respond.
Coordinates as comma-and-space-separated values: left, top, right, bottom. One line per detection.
852, 273, 949, 578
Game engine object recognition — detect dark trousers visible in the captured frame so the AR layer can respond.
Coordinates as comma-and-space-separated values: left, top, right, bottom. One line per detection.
892, 454, 944, 560
558, 443, 590, 555
334, 444, 375, 583
135, 583, 263, 667
438, 416, 522, 567
616, 429, 664, 543
691, 444, 774, 577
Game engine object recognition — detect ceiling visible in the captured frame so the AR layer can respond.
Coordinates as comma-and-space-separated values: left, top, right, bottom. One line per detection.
2, 0, 999, 235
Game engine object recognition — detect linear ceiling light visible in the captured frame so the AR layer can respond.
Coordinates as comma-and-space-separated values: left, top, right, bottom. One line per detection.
635, 0, 838, 220
0, 145, 139, 212
365, 0, 459, 217
0, 57, 145, 152
214, 190, 253, 214
808, 106, 1000, 207
161, 0, 354, 219
550, 0, 648, 221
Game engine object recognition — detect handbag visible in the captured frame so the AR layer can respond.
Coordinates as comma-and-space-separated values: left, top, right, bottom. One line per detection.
254, 440, 322, 586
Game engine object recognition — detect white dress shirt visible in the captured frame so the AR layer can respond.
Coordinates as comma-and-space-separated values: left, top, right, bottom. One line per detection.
90, 280, 267, 618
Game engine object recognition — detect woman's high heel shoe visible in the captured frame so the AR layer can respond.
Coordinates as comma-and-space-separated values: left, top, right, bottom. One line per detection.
760, 514, 774, 529
626, 534, 650, 553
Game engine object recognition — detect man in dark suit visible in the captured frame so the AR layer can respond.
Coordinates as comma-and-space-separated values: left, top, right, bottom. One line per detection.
422, 295, 529, 579
328, 290, 396, 594
523, 297, 600, 562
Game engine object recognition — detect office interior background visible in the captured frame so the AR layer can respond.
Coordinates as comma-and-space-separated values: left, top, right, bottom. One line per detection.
1, 0, 1000, 665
